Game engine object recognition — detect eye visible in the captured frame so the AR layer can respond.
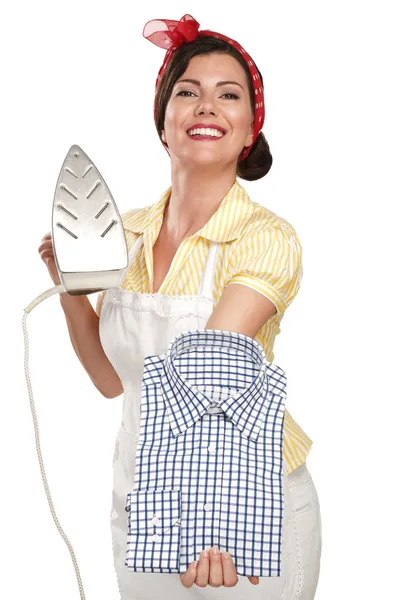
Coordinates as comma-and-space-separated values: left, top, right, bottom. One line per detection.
176, 90, 239, 99
176, 90, 196, 97
222, 93, 239, 100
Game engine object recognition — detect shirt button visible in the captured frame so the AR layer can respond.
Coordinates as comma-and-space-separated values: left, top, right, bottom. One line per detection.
208, 443, 216, 453
152, 516, 159, 524
152, 533, 160, 542
204, 503, 212, 511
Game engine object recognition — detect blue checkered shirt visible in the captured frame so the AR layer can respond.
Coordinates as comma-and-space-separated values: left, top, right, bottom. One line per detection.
125, 329, 286, 577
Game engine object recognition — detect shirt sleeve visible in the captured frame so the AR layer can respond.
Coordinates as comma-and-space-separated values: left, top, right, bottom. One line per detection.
225, 225, 303, 315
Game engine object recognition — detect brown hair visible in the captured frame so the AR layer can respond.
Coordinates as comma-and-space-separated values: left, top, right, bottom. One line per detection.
154, 35, 273, 181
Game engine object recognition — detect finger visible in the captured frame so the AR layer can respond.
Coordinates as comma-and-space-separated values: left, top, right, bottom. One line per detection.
38, 242, 54, 255
194, 549, 210, 587
208, 547, 223, 587
221, 551, 239, 587
40, 246, 54, 256
247, 575, 260, 585
40, 234, 51, 244
179, 561, 198, 588
40, 251, 54, 263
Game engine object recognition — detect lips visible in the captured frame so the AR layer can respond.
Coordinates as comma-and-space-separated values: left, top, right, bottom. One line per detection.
186, 125, 227, 142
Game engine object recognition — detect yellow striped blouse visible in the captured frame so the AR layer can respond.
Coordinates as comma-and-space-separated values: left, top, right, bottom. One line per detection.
97, 179, 313, 474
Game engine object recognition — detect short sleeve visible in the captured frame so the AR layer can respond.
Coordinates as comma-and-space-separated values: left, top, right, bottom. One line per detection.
225, 225, 303, 314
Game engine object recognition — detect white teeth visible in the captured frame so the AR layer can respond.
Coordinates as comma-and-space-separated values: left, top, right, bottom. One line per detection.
188, 128, 224, 137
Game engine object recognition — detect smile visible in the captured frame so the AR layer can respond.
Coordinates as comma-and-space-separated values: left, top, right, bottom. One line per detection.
187, 132, 226, 141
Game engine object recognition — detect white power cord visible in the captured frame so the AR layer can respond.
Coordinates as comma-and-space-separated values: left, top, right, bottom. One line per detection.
23, 284, 87, 600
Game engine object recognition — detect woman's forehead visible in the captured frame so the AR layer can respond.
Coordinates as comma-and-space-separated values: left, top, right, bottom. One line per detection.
181, 54, 246, 81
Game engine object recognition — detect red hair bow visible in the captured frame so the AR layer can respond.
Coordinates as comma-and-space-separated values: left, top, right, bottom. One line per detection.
142, 14, 200, 50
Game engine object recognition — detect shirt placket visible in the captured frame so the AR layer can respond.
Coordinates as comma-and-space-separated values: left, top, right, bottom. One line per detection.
198, 411, 224, 552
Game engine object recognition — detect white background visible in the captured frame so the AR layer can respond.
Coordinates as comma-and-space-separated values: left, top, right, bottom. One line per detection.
1, 1, 399, 598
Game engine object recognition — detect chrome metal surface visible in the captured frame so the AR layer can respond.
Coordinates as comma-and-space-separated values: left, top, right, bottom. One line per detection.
52, 145, 128, 295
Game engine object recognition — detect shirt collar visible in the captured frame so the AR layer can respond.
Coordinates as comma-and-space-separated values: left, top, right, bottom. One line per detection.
122, 179, 253, 243
160, 329, 286, 442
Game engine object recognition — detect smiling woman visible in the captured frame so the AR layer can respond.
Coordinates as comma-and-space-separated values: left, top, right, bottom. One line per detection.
93, 13, 322, 600
153, 32, 272, 181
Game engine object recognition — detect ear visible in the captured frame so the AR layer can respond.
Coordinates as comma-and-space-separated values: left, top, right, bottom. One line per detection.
161, 130, 170, 155
244, 119, 255, 148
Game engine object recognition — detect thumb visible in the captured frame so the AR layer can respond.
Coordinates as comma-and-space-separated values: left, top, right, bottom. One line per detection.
248, 576, 259, 585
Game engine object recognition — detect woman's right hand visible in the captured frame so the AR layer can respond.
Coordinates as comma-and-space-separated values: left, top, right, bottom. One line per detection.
38, 232, 61, 286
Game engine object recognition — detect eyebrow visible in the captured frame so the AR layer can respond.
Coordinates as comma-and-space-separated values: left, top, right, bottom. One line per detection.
175, 78, 244, 91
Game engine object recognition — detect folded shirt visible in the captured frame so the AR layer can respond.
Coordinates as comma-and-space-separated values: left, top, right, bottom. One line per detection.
125, 329, 286, 576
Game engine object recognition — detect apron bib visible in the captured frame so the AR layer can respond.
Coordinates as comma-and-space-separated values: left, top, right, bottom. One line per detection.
99, 234, 299, 600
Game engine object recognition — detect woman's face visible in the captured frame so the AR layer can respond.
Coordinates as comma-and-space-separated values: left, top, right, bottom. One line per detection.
161, 53, 254, 166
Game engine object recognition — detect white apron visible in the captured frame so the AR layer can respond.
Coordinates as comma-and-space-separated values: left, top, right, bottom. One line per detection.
99, 233, 318, 600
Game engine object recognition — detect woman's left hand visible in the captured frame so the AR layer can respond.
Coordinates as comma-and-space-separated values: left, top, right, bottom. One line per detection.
179, 546, 260, 588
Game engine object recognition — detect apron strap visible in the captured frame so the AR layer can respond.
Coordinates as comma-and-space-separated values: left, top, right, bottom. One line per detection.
128, 234, 144, 265
118, 234, 144, 286
198, 241, 222, 298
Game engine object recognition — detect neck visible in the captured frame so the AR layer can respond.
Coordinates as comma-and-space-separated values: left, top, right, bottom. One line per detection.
163, 164, 237, 245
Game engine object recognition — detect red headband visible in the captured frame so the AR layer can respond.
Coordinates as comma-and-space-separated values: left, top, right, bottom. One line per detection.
143, 13, 265, 162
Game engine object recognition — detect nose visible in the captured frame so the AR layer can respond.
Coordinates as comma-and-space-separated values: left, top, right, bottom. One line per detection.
198, 109, 216, 116
195, 99, 217, 116
197, 106, 215, 114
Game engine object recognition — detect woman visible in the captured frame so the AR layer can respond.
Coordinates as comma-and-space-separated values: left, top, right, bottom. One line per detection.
42, 13, 322, 600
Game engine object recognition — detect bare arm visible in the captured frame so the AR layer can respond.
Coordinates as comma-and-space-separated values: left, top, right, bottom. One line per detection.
205, 283, 277, 338
59, 291, 124, 398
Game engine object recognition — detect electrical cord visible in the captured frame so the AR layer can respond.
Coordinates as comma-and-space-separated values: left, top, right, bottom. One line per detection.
23, 284, 87, 600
